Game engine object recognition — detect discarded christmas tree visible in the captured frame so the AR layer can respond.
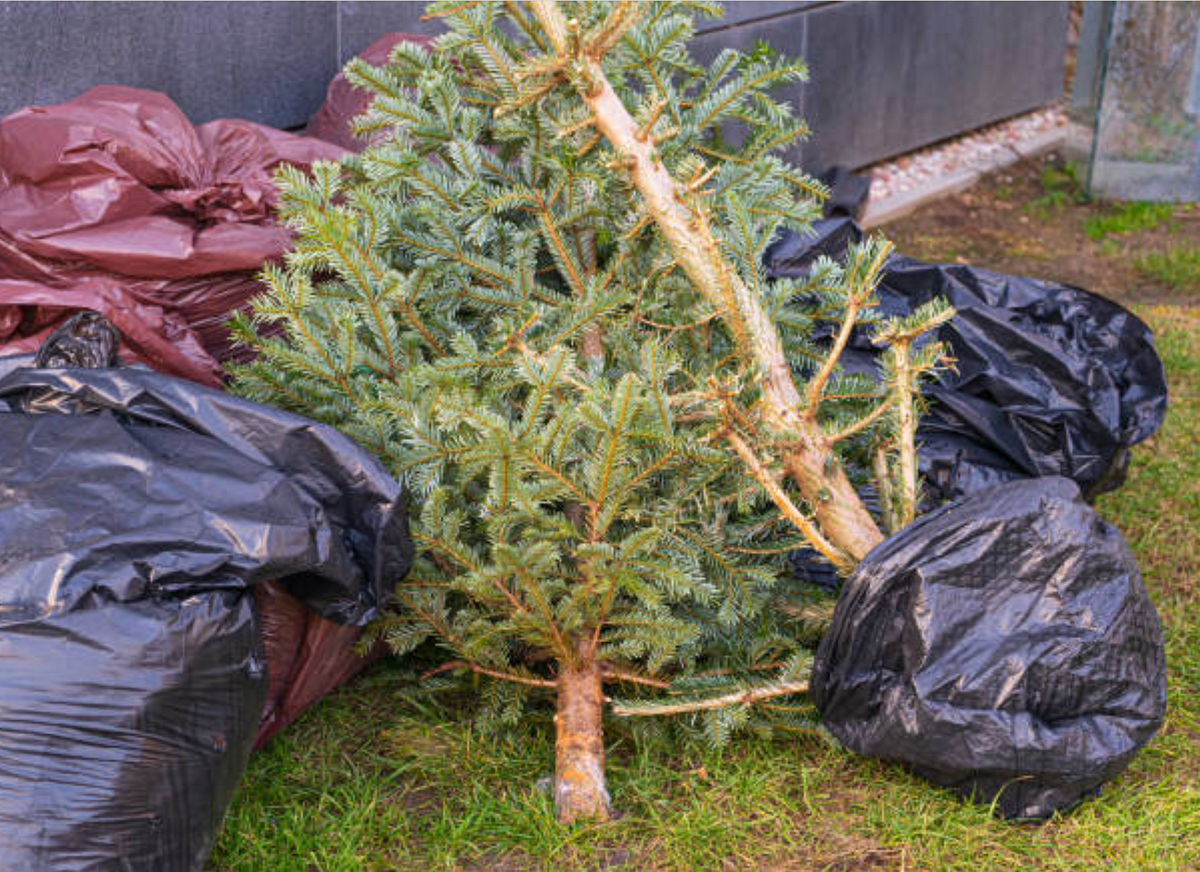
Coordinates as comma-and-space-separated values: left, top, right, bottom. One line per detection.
230, 0, 951, 822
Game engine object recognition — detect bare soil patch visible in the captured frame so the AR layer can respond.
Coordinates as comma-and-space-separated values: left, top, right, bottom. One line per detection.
882, 151, 1200, 307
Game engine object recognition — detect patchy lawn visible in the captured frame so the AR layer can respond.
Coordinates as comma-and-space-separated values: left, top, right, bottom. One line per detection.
210, 156, 1200, 871
885, 151, 1200, 304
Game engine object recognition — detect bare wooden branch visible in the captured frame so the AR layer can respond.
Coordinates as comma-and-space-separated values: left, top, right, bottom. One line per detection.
721, 428, 851, 572
611, 680, 810, 717
422, 659, 556, 688
890, 341, 919, 528
804, 298, 861, 417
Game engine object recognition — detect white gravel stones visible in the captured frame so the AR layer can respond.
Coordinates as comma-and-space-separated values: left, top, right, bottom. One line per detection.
859, 107, 1070, 227
866, 108, 1068, 202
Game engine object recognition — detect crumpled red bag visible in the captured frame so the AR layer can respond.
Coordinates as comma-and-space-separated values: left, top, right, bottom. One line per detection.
0, 85, 345, 385
306, 33, 435, 152
252, 583, 387, 749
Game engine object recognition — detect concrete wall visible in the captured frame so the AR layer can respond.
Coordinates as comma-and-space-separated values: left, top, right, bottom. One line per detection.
0, 2, 426, 131
0, 1, 1067, 170
690, 2, 1068, 169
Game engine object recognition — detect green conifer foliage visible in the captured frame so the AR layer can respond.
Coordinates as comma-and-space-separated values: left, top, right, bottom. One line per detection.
229, 0, 951, 821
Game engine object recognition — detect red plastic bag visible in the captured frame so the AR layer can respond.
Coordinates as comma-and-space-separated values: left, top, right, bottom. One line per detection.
253, 583, 385, 749
306, 33, 435, 152
0, 85, 344, 385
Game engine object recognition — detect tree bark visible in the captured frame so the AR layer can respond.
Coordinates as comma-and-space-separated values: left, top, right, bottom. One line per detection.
553, 657, 610, 823
891, 342, 918, 528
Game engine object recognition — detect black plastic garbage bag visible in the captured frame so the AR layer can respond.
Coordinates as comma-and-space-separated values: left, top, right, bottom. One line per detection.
0, 582, 263, 871
33, 310, 121, 369
811, 477, 1166, 819
816, 166, 871, 220
0, 352, 412, 870
764, 220, 1168, 504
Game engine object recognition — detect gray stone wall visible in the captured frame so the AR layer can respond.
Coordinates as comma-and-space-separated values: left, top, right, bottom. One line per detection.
0, 1, 1067, 170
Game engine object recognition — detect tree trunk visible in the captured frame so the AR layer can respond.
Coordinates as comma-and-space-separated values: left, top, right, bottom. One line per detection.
553, 658, 610, 823
781, 440, 885, 562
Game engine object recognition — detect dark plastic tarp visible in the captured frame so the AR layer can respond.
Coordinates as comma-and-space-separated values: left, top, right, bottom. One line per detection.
0, 354, 412, 870
816, 166, 871, 220
811, 477, 1167, 819
765, 219, 1168, 504
0, 85, 344, 385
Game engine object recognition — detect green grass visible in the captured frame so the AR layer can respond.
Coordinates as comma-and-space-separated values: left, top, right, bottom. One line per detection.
210, 306, 1200, 871
1083, 202, 1174, 240
1027, 162, 1086, 217
1136, 248, 1200, 294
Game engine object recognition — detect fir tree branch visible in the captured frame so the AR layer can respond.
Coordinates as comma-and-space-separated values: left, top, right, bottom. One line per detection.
388, 278, 447, 358
412, 530, 483, 574
689, 661, 788, 679
514, 562, 575, 664
583, 1, 639, 60
600, 666, 670, 689
804, 304, 863, 418
422, 659, 556, 688
720, 427, 850, 572
496, 311, 542, 358
393, 588, 460, 647
457, 5, 523, 93
826, 396, 894, 444
636, 97, 668, 142
694, 68, 794, 133
272, 289, 357, 398
774, 600, 835, 626
521, 447, 590, 505
783, 171, 831, 202
595, 448, 679, 539
636, 310, 721, 333
503, 0, 549, 51
474, 568, 532, 615
589, 376, 635, 535
611, 679, 809, 717
514, 339, 591, 393
389, 227, 511, 287
728, 544, 799, 555
526, 0, 883, 562
694, 144, 749, 166
872, 440, 900, 535
746, 125, 809, 161
422, 1, 485, 21
536, 197, 588, 295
